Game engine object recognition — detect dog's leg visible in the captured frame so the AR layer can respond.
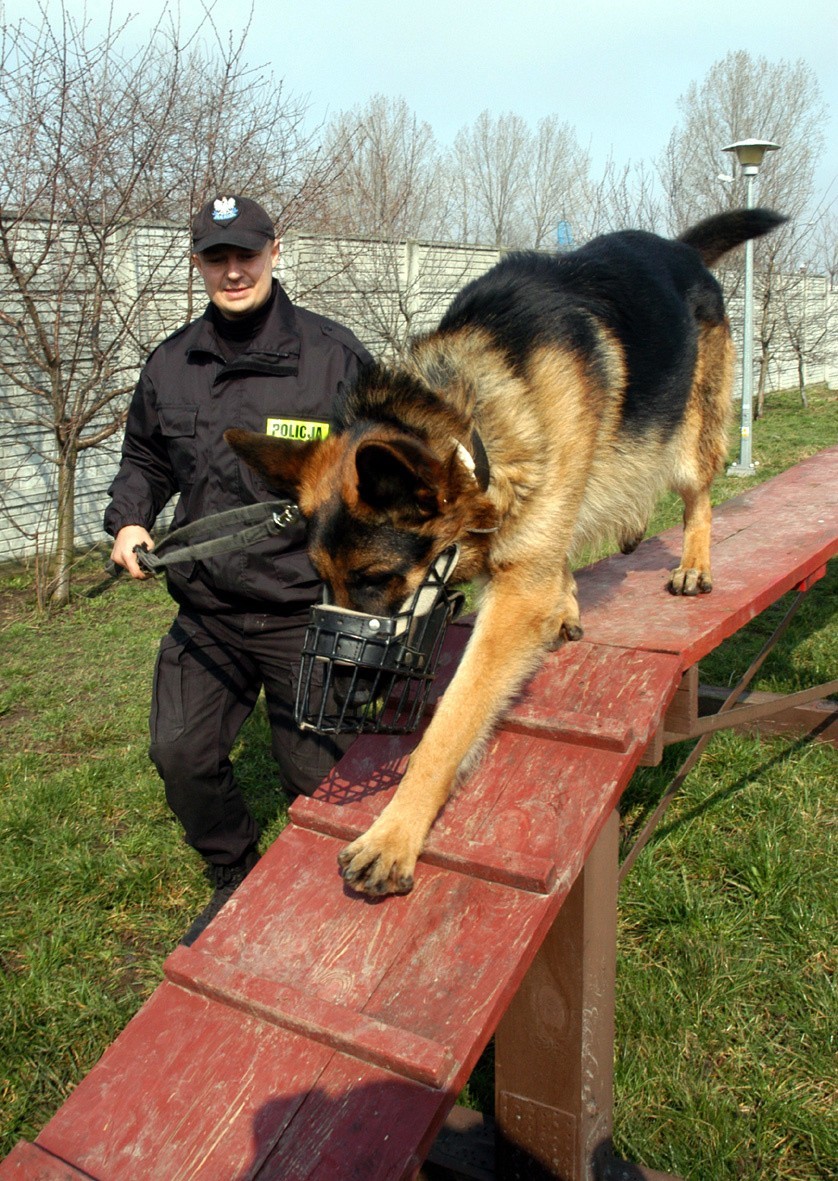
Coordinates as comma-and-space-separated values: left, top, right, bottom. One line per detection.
337, 570, 563, 895
545, 559, 583, 648
669, 484, 713, 595
668, 320, 731, 596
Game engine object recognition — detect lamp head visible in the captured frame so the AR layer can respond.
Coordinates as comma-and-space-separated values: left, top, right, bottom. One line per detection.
723, 138, 781, 176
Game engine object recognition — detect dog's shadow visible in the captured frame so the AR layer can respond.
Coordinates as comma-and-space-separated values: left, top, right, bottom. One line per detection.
575, 534, 679, 613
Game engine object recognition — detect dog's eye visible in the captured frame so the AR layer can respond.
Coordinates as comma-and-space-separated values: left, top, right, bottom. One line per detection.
349, 569, 393, 593
346, 569, 410, 613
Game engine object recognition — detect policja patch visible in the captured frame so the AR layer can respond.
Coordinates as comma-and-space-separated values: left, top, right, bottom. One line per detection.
265, 417, 331, 442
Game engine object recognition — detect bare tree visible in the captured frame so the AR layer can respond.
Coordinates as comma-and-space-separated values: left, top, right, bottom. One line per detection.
292, 96, 473, 360
658, 51, 827, 408
313, 95, 450, 240
743, 198, 837, 415
762, 214, 834, 410
581, 156, 666, 239
518, 116, 592, 248
812, 205, 838, 288
659, 51, 827, 234
0, 2, 326, 606
451, 110, 530, 247
448, 110, 593, 250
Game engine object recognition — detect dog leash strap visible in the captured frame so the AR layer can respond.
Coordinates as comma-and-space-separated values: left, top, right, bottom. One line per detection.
135, 501, 301, 572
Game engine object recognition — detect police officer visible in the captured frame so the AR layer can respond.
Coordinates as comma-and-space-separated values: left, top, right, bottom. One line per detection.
106, 195, 372, 944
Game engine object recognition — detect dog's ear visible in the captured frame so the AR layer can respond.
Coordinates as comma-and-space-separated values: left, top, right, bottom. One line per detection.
355, 437, 443, 520
224, 428, 319, 497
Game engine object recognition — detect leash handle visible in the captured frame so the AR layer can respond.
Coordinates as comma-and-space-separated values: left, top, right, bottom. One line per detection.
138, 501, 301, 572
106, 501, 301, 576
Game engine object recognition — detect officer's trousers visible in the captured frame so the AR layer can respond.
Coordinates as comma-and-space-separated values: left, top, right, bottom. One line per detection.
148, 608, 352, 865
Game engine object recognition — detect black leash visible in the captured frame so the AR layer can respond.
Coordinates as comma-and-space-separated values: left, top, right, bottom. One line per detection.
106, 500, 301, 577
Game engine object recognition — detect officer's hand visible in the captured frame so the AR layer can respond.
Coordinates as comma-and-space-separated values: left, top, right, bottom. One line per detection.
111, 526, 155, 580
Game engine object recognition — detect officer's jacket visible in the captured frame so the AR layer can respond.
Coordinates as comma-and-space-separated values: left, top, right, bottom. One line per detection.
105, 282, 372, 614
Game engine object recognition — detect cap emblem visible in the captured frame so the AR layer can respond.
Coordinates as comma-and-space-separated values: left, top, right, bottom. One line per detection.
212, 196, 239, 224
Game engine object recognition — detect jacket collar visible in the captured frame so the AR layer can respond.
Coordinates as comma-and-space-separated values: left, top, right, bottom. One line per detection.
188, 280, 301, 360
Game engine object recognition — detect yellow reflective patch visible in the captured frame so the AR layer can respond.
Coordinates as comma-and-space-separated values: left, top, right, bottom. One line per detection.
265, 417, 330, 441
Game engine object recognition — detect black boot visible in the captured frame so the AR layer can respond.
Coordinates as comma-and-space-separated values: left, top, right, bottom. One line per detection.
179, 847, 260, 947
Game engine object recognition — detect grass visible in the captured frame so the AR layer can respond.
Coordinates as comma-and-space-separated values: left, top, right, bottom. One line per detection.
0, 575, 292, 1153
1, 384, 836, 1175
615, 727, 836, 1179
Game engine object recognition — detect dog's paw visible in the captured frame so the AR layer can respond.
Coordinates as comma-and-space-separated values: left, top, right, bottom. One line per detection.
668, 566, 713, 595
337, 817, 421, 896
545, 619, 584, 650
619, 531, 645, 555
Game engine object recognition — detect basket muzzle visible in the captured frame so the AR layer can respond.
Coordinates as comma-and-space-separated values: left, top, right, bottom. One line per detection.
295, 546, 463, 735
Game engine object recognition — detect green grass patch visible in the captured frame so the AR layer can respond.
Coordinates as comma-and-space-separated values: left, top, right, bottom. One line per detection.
1, 385, 836, 1173
0, 566, 291, 1149
615, 730, 836, 1180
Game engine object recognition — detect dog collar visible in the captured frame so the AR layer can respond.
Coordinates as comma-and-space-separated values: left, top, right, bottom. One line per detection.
453, 428, 490, 492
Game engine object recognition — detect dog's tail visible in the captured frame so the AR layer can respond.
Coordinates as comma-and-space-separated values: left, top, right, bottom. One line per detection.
678, 208, 787, 265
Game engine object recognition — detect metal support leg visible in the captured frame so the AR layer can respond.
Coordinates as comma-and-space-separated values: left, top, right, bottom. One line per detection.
620, 587, 813, 883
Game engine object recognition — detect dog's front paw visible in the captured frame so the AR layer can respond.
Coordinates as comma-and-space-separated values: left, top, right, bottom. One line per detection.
669, 566, 713, 595
545, 619, 584, 651
338, 816, 422, 896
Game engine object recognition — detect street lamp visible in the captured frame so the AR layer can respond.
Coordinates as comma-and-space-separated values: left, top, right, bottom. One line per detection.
722, 138, 781, 475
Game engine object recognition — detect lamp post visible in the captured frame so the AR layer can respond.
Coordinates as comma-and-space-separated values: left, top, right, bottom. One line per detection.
723, 138, 780, 476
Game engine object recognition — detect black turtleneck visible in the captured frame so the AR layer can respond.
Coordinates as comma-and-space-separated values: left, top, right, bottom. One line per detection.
209, 280, 277, 358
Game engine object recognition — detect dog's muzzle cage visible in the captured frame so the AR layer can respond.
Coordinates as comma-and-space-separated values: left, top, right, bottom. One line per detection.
295, 546, 464, 735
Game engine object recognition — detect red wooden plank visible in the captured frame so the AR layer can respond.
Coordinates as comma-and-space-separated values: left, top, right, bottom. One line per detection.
504, 643, 681, 749
252, 1056, 444, 1181
0, 1143, 93, 1180
165, 944, 454, 1087
292, 797, 559, 892
35, 983, 335, 1181
298, 646, 681, 826
180, 827, 553, 1088
187, 826, 441, 1009
294, 740, 629, 894
577, 446, 838, 664
355, 871, 556, 1078
796, 564, 827, 592
293, 647, 682, 893
186, 758, 657, 1100
435, 734, 624, 865
299, 647, 682, 835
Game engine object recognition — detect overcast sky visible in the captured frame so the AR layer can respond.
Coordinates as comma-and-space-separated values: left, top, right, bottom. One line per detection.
5, 0, 837, 202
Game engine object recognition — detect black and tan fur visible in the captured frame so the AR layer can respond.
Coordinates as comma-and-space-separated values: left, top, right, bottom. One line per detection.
227, 207, 786, 896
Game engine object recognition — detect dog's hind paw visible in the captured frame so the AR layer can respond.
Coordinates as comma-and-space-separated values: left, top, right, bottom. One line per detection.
337, 817, 421, 896
619, 531, 645, 555
668, 566, 713, 595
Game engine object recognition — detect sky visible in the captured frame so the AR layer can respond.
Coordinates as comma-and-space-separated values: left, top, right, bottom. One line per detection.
3, 0, 837, 202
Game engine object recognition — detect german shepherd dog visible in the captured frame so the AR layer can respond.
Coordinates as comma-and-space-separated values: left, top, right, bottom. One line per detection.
227, 208, 785, 896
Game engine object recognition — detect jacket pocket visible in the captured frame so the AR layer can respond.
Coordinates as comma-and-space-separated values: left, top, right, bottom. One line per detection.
158, 405, 198, 485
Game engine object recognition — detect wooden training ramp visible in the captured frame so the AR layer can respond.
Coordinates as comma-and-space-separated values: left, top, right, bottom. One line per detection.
2, 446, 836, 1181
